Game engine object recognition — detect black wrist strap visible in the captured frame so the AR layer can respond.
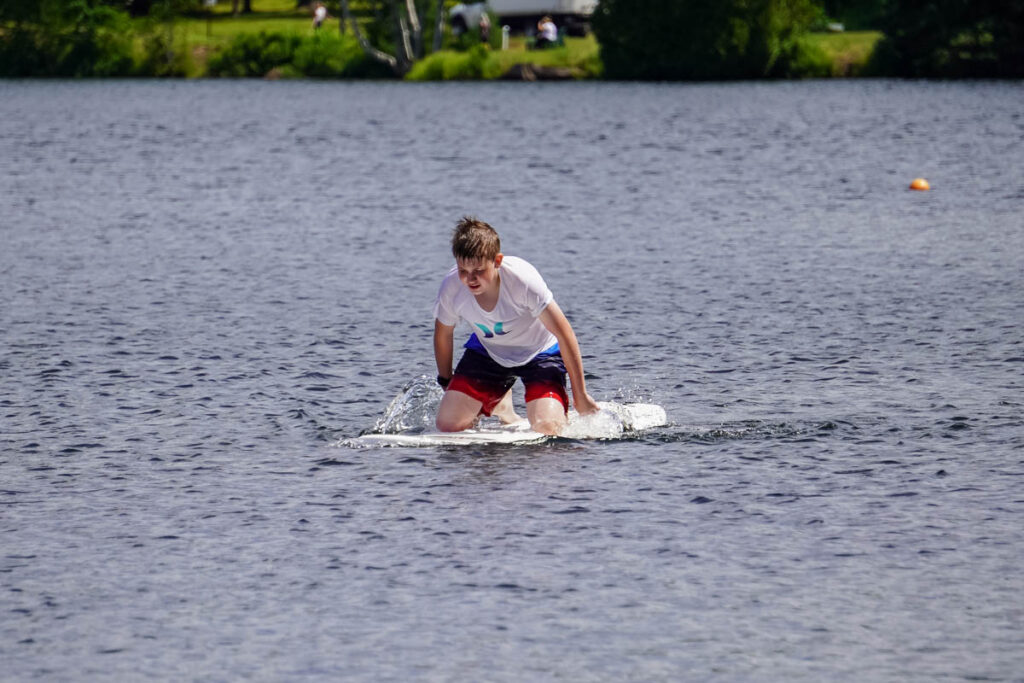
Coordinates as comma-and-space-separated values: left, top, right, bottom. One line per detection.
437, 375, 450, 389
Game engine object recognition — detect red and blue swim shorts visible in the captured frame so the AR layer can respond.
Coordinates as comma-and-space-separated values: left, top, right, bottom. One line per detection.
447, 348, 569, 417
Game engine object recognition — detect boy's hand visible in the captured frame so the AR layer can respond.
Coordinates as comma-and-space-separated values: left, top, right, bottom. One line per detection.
574, 392, 600, 416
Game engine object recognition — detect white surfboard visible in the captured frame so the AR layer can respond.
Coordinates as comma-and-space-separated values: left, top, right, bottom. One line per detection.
343, 402, 667, 448
354, 422, 548, 447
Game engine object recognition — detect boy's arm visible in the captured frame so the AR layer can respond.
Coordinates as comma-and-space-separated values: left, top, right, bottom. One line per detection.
538, 301, 600, 415
434, 319, 456, 382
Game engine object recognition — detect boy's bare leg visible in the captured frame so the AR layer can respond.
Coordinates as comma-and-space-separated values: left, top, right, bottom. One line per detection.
526, 397, 567, 436
491, 390, 521, 424
436, 390, 483, 432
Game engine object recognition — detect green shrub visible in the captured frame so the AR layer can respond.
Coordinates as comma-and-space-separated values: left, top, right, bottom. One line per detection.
135, 25, 192, 77
207, 30, 388, 78
0, 0, 135, 77
132, 0, 192, 77
406, 44, 500, 81
292, 32, 386, 78
405, 51, 447, 80
779, 37, 833, 78
208, 31, 303, 77
51, 1, 135, 76
293, 33, 349, 77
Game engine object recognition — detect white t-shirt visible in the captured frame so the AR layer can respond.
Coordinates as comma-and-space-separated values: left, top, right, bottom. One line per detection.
433, 255, 557, 367
539, 20, 557, 42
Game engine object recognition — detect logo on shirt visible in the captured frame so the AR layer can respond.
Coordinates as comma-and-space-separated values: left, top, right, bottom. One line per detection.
475, 322, 508, 338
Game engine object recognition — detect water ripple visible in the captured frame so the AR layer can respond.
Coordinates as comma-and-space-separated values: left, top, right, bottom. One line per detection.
1, 80, 1022, 682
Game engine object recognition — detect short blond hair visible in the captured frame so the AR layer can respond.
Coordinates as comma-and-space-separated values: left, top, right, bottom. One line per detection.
451, 216, 501, 262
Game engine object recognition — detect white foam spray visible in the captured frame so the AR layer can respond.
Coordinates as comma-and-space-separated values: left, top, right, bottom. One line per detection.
370, 375, 443, 434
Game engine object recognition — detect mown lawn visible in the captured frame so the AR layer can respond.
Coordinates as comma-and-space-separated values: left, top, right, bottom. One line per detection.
172, 0, 318, 49
493, 34, 601, 76
804, 30, 883, 76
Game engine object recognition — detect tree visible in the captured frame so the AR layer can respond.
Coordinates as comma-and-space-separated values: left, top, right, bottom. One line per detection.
822, 0, 886, 29
0, 0, 39, 23
338, 0, 447, 75
0, 0, 136, 76
592, 0, 822, 80
872, 0, 1024, 77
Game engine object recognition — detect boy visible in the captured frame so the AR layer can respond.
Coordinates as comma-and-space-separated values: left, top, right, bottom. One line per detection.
433, 217, 599, 435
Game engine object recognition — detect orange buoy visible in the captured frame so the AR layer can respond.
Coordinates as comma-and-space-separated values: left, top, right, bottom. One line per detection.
909, 178, 930, 191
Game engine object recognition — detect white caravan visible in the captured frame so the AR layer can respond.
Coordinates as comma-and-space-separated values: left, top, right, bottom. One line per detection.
450, 0, 597, 37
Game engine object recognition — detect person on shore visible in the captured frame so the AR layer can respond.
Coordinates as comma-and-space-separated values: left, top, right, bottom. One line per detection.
535, 15, 557, 48
479, 12, 491, 44
433, 217, 600, 435
312, 2, 328, 31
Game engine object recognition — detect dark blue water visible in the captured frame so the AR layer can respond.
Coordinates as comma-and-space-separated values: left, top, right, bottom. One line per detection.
2, 79, 1022, 681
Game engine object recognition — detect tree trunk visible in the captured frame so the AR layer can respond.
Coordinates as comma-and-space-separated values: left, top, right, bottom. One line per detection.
337, 0, 429, 76
395, 10, 414, 73
433, 0, 445, 53
404, 0, 423, 59
339, 0, 400, 72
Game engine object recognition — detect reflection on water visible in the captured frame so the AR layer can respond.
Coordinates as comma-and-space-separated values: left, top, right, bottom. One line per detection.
1, 79, 1022, 681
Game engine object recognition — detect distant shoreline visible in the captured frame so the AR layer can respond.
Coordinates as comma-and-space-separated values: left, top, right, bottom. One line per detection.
1, 2, 884, 81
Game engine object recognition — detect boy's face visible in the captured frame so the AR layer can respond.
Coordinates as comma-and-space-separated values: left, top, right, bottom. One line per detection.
456, 254, 503, 299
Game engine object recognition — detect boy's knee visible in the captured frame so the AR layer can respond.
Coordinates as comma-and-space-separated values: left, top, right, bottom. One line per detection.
530, 418, 564, 436
436, 414, 472, 432
435, 415, 458, 432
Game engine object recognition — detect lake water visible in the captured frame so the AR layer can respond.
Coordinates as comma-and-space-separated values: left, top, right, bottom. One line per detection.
1, 79, 1022, 681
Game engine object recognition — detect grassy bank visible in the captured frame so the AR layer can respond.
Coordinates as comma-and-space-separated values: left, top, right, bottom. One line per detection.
147, 1, 877, 80
803, 31, 883, 77
175, 0, 316, 48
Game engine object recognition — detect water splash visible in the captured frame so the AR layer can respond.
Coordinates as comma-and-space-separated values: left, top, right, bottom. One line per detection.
368, 375, 444, 435
561, 402, 669, 440
343, 388, 669, 447
560, 408, 625, 440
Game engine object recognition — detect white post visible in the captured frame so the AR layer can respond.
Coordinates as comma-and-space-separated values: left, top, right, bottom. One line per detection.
501, 25, 510, 51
